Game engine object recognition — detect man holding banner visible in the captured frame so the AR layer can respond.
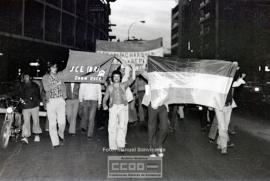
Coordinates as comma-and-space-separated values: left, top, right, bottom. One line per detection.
41, 50, 117, 148
215, 62, 245, 154
144, 56, 238, 156
102, 66, 136, 151
141, 82, 169, 158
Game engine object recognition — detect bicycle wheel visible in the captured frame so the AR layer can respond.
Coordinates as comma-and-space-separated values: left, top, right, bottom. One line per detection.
0, 115, 12, 149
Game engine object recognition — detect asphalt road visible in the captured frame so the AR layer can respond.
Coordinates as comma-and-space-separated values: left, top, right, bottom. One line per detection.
0, 113, 270, 181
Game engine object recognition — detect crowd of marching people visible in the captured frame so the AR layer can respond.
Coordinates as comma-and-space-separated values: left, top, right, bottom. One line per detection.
6, 60, 246, 157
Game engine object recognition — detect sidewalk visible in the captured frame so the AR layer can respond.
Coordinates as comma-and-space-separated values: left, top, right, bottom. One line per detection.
232, 111, 270, 142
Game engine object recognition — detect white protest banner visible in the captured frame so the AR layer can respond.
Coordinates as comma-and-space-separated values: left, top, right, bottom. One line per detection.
96, 38, 164, 72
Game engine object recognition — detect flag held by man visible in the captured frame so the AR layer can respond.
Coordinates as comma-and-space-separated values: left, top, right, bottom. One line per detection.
147, 56, 238, 110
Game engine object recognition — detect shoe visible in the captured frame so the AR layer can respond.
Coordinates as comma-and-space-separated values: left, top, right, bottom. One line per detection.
34, 135, 40, 142
59, 136, 64, 146
21, 137, 29, 144
157, 148, 164, 157
209, 139, 215, 144
98, 126, 105, 131
221, 147, 227, 154
52, 145, 60, 149
69, 133, 76, 137
229, 130, 236, 135
149, 154, 157, 157
179, 118, 184, 121
201, 127, 207, 132
81, 128, 87, 134
169, 127, 175, 133
87, 136, 93, 140
217, 145, 221, 150
118, 147, 125, 152
128, 121, 137, 127
157, 152, 164, 157
227, 142, 235, 148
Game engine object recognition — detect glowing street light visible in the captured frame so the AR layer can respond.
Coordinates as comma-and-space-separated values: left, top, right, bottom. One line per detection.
29, 62, 40, 67
127, 20, 145, 41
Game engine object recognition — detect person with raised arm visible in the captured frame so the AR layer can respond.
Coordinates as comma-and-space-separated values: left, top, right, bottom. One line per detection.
42, 62, 66, 148
102, 65, 136, 151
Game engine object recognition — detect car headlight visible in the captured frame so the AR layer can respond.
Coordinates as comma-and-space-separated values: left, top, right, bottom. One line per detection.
254, 87, 260, 92
6, 107, 13, 113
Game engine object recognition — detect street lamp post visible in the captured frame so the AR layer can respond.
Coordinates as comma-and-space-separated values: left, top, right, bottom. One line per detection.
127, 20, 145, 41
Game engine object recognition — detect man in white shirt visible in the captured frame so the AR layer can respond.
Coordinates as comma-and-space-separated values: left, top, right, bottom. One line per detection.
79, 83, 102, 139
142, 84, 169, 158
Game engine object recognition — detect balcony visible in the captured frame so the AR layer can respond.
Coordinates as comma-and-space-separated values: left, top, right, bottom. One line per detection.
172, 11, 179, 20
199, 12, 211, 24
172, 22, 179, 29
171, 43, 179, 49
172, 33, 178, 40
200, 30, 204, 36
199, 0, 211, 10
199, 26, 210, 37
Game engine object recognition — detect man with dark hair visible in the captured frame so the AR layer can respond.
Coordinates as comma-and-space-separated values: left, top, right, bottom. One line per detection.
142, 83, 169, 158
42, 62, 66, 148
214, 62, 245, 154
102, 67, 135, 151
134, 75, 148, 122
20, 74, 42, 144
140, 72, 169, 157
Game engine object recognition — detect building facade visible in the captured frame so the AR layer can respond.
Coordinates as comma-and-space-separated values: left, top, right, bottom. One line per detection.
171, 4, 179, 56
171, 0, 270, 77
0, 0, 115, 80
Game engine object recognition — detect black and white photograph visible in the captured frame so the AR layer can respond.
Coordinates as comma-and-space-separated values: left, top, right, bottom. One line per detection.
0, 0, 270, 180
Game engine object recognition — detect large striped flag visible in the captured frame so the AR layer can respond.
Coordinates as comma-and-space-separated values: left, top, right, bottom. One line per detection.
147, 56, 238, 110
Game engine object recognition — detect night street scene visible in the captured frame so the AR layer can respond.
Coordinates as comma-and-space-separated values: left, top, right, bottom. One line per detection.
0, 0, 270, 180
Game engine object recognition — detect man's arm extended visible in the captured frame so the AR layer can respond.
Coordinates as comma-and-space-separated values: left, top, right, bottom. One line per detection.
140, 71, 148, 81
97, 84, 102, 109
123, 65, 136, 88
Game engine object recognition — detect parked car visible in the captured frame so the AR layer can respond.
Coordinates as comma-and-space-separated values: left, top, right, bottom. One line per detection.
239, 80, 270, 119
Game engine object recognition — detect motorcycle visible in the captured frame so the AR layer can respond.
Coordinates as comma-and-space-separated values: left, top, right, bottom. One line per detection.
0, 98, 24, 149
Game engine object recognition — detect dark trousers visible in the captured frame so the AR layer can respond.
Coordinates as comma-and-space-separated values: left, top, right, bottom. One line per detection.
148, 105, 169, 150
169, 104, 178, 129
208, 109, 215, 125
199, 107, 216, 129
137, 91, 147, 122
80, 100, 97, 137
96, 109, 108, 130
199, 106, 208, 128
